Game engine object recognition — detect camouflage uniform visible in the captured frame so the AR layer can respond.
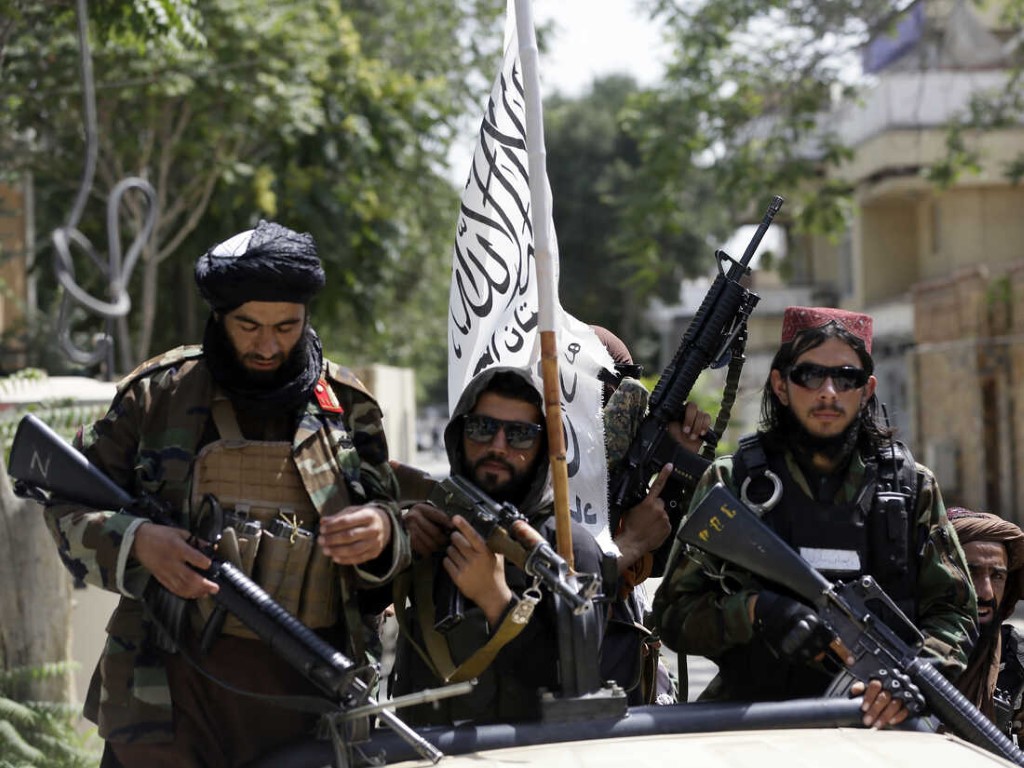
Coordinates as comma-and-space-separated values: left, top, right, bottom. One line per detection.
653, 445, 976, 701
44, 345, 409, 746
603, 376, 648, 468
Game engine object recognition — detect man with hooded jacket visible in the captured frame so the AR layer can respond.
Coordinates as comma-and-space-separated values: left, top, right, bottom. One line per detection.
44, 220, 410, 767
390, 366, 626, 724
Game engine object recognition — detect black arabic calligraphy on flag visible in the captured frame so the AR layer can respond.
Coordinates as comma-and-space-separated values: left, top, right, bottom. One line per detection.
447, 11, 617, 549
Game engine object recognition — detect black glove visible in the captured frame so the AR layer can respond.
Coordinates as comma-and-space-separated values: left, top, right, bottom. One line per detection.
872, 668, 926, 716
753, 590, 832, 663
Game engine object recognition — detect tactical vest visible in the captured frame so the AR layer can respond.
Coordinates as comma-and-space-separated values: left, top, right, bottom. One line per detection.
732, 434, 923, 621
193, 393, 339, 637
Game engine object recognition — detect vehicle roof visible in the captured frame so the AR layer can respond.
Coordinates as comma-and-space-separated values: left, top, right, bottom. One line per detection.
386, 728, 1015, 768
249, 698, 1020, 768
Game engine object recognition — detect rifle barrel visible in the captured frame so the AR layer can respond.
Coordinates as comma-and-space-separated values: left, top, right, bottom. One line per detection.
739, 195, 785, 267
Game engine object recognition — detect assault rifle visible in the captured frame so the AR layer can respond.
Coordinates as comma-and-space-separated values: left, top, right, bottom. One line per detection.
608, 195, 783, 576
677, 482, 1024, 765
7, 413, 457, 767
426, 475, 613, 706
428, 474, 601, 619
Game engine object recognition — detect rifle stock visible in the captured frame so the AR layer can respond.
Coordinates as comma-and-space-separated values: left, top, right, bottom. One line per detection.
7, 413, 444, 765
678, 482, 1024, 765
10, 413, 135, 510
609, 195, 783, 577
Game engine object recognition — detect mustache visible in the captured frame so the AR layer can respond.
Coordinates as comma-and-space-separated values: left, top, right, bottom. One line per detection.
810, 403, 846, 415
978, 598, 999, 612
473, 454, 515, 474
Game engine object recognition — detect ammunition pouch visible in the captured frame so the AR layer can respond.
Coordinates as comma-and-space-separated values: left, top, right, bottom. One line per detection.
192, 436, 334, 639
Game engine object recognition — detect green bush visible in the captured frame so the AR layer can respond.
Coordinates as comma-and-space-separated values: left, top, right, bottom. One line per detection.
0, 664, 101, 768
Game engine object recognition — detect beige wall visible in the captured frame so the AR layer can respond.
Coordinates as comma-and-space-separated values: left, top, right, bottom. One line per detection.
912, 266, 1024, 522
934, 187, 1024, 274
858, 199, 921, 305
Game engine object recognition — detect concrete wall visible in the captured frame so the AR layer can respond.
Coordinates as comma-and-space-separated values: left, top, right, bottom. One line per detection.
911, 265, 1024, 523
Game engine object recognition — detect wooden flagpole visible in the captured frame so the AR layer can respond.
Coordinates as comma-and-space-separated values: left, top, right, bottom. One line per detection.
514, 0, 573, 567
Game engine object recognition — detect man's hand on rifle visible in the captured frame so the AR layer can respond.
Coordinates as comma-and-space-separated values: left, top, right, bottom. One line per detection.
318, 504, 392, 565
404, 502, 454, 557
443, 515, 512, 628
850, 678, 913, 729
666, 401, 713, 454
751, 590, 831, 664
615, 463, 673, 574
132, 522, 219, 599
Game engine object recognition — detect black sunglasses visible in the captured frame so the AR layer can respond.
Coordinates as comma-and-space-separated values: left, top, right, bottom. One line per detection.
463, 414, 544, 450
787, 363, 869, 393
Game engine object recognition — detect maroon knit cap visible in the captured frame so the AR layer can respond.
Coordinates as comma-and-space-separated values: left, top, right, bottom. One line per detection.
780, 306, 873, 353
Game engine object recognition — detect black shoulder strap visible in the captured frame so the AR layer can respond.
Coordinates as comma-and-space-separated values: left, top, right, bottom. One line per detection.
868, 440, 922, 618
733, 433, 778, 509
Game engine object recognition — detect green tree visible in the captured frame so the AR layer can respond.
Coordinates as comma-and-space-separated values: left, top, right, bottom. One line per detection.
2, 0, 503, 403
630, 0, 1023, 241
544, 74, 732, 363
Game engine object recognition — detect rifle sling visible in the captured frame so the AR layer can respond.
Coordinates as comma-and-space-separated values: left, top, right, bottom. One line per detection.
394, 558, 532, 683
705, 333, 747, 461
142, 586, 342, 716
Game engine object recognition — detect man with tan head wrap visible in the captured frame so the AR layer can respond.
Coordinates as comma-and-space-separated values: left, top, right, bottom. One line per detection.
949, 507, 1024, 741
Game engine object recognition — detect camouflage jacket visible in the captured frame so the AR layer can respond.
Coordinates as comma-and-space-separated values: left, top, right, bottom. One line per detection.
43, 345, 410, 742
603, 376, 648, 468
653, 443, 977, 700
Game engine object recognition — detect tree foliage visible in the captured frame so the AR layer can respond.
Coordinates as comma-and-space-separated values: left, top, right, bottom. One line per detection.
1, 0, 504, 401
628, 0, 1023, 241
545, 74, 727, 358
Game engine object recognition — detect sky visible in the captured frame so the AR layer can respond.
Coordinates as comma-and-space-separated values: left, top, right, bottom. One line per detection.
531, 1, 785, 265
532, 0, 670, 97
446, 1, 669, 182
448, 1, 783, 265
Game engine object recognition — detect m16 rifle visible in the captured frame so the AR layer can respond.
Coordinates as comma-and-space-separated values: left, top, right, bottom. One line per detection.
7, 413, 459, 767
677, 482, 1024, 766
608, 195, 783, 576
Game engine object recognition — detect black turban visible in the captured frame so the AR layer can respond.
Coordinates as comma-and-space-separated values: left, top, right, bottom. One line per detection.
194, 220, 326, 311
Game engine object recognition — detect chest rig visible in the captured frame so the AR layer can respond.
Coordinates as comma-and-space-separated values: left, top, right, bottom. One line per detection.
192, 391, 339, 637
733, 434, 922, 620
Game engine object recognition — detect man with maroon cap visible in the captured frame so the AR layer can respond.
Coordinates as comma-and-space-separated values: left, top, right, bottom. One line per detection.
949, 507, 1024, 740
653, 306, 976, 728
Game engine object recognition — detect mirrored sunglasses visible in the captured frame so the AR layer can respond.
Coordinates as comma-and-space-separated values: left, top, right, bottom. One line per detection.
787, 363, 869, 393
463, 414, 544, 450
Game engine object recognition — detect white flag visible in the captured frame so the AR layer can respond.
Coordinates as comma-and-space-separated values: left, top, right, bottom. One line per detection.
447, 2, 617, 550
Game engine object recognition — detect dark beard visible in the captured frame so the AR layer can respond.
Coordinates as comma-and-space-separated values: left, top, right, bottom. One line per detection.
774, 404, 862, 468
465, 454, 536, 506
202, 315, 323, 410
